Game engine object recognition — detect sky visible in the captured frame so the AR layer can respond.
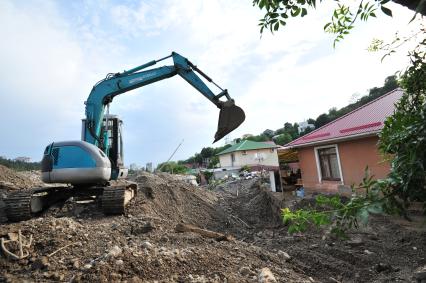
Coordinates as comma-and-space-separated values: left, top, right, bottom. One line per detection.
0, 0, 422, 167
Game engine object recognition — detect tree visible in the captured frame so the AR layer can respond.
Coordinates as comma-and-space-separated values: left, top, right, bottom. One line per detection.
263, 129, 275, 138
274, 133, 292, 145
200, 147, 215, 159
379, 41, 426, 209
157, 161, 188, 174
252, 0, 426, 231
246, 134, 270, 142
307, 118, 316, 125
0, 157, 41, 171
314, 113, 330, 128
253, 0, 425, 45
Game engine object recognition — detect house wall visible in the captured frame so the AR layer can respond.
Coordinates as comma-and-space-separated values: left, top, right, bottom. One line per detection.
219, 148, 279, 168
298, 136, 390, 193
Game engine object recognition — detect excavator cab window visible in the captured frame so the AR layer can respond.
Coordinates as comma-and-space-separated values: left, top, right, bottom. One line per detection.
101, 115, 124, 172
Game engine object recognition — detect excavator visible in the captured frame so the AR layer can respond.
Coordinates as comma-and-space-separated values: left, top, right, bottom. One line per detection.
5, 52, 245, 222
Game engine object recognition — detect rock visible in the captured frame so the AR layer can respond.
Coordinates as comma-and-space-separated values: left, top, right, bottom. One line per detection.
110, 273, 122, 281
129, 276, 144, 283
239, 266, 251, 276
258, 267, 277, 283
364, 249, 374, 255
115, 259, 124, 265
264, 230, 274, 238
132, 222, 155, 235
83, 264, 93, 270
414, 266, 426, 280
107, 245, 122, 258
375, 263, 392, 273
51, 272, 64, 281
32, 256, 50, 270
72, 260, 80, 269
347, 238, 363, 247
277, 250, 291, 261
141, 241, 153, 250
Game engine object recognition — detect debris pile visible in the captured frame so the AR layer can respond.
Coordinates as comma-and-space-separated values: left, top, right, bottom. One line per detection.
0, 169, 425, 282
0, 165, 41, 191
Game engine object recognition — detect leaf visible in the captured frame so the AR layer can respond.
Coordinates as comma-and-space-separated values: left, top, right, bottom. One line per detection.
274, 21, 280, 31
380, 6, 392, 17
324, 22, 331, 31
301, 7, 307, 17
291, 6, 301, 17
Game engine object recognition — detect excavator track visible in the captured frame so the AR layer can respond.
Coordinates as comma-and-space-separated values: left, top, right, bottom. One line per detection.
3, 183, 137, 221
4, 190, 33, 222
102, 183, 137, 215
4, 187, 72, 222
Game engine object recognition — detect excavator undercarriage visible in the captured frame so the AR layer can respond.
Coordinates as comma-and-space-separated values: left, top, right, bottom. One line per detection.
4, 183, 137, 222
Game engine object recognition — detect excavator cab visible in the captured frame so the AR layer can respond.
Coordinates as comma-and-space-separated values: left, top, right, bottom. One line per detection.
81, 115, 128, 180
99, 115, 128, 180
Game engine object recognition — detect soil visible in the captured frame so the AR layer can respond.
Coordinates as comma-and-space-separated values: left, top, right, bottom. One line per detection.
0, 170, 425, 282
0, 165, 44, 191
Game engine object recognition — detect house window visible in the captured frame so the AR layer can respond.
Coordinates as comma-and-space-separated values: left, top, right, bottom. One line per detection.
317, 146, 341, 181
242, 150, 247, 155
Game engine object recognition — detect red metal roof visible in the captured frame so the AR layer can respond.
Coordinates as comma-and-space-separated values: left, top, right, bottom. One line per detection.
286, 88, 403, 148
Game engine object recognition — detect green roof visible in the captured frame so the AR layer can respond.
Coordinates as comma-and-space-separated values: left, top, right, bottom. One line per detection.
217, 140, 278, 155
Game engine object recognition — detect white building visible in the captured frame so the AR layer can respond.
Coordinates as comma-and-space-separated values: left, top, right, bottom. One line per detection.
217, 140, 279, 170
298, 121, 315, 134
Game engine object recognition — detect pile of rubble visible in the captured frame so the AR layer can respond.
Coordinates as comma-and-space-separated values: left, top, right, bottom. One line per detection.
0, 168, 425, 282
0, 165, 43, 191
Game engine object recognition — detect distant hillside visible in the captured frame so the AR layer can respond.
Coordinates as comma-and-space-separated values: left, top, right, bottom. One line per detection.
177, 75, 399, 169
0, 157, 41, 171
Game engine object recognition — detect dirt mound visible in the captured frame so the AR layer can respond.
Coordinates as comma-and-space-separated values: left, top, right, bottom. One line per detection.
1, 171, 424, 282
130, 172, 221, 229
0, 165, 44, 190
214, 179, 284, 228
0, 172, 310, 282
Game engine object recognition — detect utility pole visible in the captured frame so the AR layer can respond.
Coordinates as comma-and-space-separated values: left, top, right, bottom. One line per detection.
158, 139, 184, 173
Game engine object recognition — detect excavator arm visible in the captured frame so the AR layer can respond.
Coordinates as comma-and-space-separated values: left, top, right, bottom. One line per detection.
84, 52, 245, 150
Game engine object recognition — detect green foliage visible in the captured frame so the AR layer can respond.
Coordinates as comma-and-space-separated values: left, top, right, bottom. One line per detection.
282, 169, 388, 236
203, 170, 214, 183
0, 157, 41, 171
263, 129, 275, 138
208, 156, 219, 169
240, 165, 251, 172
253, 0, 400, 45
379, 35, 426, 208
156, 161, 188, 174
245, 134, 270, 142
274, 133, 292, 145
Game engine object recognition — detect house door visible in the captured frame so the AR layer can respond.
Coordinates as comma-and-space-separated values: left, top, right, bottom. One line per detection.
231, 153, 235, 167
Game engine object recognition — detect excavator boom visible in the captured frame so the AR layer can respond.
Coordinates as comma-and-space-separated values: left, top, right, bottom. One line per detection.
84, 52, 245, 149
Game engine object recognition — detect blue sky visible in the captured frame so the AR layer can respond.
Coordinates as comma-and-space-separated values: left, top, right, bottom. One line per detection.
0, 0, 421, 167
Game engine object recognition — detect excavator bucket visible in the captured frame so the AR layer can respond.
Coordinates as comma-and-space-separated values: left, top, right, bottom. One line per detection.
214, 100, 245, 142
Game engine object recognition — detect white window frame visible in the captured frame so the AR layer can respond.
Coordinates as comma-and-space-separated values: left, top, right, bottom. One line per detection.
314, 144, 344, 185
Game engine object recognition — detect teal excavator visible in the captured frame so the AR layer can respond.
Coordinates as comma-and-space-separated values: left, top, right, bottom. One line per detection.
5, 52, 245, 222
